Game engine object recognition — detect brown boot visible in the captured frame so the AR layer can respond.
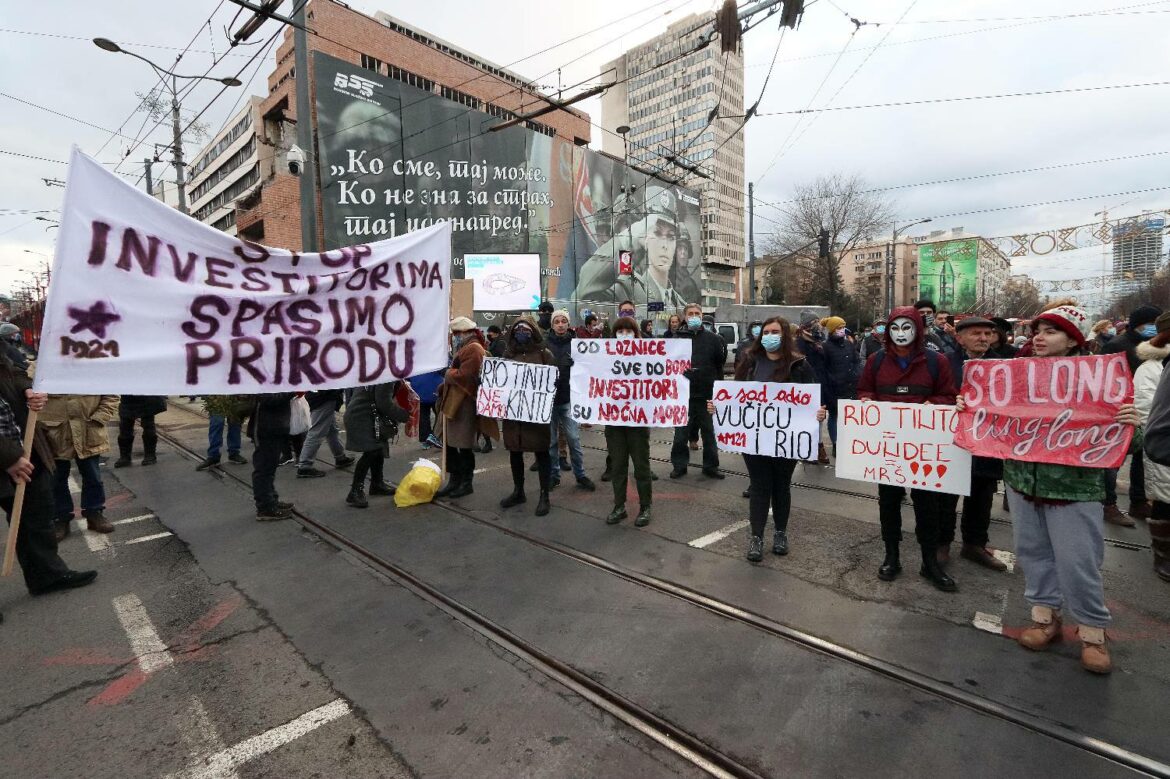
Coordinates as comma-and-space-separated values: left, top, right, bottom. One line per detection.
1149, 514, 1170, 581
1079, 626, 1112, 674
961, 544, 1008, 571
84, 510, 115, 534
1129, 500, 1152, 520
1018, 605, 1062, 651
1103, 504, 1135, 527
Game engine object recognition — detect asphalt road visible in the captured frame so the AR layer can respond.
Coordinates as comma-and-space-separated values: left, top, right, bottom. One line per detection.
2, 401, 1167, 778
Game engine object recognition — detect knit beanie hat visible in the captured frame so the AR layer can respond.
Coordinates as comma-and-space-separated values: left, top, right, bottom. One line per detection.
821, 316, 846, 333
551, 308, 571, 322
1034, 305, 1090, 347
800, 310, 819, 327
1129, 304, 1163, 329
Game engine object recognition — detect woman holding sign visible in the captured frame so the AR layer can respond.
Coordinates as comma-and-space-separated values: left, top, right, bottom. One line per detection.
499, 318, 556, 517
709, 316, 826, 562
957, 303, 1141, 674
436, 317, 487, 500
603, 317, 655, 528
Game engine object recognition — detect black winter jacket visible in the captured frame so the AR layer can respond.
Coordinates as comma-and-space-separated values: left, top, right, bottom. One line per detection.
676, 325, 727, 400
306, 389, 343, 411
545, 330, 575, 406
246, 393, 295, 440
1101, 329, 1144, 375
344, 382, 408, 454
947, 349, 1005, 480
0, 355, 55, 499
118, 395, 167, 418
822, 336, 860, 403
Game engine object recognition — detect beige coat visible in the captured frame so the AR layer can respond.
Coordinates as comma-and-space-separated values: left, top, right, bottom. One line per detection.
39, 395, 120, 460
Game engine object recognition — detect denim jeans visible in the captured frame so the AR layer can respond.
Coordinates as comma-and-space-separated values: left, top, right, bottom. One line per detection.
52, 455, 106, 520
548, 403, 586, 481
208, 414, 242, 459
297, 403, 345, 469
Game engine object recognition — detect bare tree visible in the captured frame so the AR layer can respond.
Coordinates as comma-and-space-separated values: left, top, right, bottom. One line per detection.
762, 173, 896, 308
997, 276, 1048, 319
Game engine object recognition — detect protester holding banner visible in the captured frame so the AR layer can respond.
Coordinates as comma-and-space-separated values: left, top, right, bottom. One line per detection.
713, 317, 826, 562
670, 303, 726, 480
602, 317, 655, 528
1132, 311, 1170, 583
958, 303, 1141, 674
546, 311, 595, 493
436, 317, 488, 500
0, 354, 97, 603
857, 306, 959, 592
343, 382, 408, 508
498, 319, 555, 516
248, 393, 297, 521
937, 318, 1009, 572
41, 393, 119, 539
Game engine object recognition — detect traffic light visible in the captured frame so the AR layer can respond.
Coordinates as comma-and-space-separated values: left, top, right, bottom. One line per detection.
818, 228, 830, 259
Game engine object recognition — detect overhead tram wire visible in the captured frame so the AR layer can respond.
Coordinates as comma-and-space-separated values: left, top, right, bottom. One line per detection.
95, 0, 228, 160
0, 92, 147, 143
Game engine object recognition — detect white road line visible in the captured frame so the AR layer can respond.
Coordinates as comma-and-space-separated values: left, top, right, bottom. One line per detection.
992, 549, 1016, 573
111, 593, 173, 674
171, 699, 351, 779
123, 531, 174, 546
74, 520, 114, 555
113, 513, 156, 526
688, 520, 751, 549
972, 611, 1005, 635
180, 699, 236, 779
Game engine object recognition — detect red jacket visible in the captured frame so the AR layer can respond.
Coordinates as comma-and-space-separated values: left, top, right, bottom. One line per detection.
856, 307, 957, 404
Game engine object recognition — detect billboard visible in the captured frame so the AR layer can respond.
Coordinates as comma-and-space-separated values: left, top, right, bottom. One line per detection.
465, 254, 541, 311
313, 52, 702, 322
918, 239, 978, 311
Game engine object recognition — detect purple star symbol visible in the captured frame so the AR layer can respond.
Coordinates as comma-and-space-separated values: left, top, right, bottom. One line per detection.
67, 301, 122, 339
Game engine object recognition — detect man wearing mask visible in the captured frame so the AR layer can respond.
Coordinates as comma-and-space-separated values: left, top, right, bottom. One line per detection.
617, 300, 637, 321
1101, 303, 1162, 524
857, 307, 959, 591
859, 322, 886, 360
486, 325, 507, 358
736, 321, 762, 370
820, 315, 860, 453
913, 300, 951, 354
536, 301, 555, 336
670, 303, 726, 479
795, 311, 831, 463
545, 310, 595, 492
938, 317, 1009, 571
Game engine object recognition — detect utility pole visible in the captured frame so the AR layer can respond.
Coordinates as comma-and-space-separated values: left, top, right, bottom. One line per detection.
143, 159, 153, 197
885, 218, 932, 314
748, 182, 756, 305
293, 1, 317, 252
169, 75, 188, 214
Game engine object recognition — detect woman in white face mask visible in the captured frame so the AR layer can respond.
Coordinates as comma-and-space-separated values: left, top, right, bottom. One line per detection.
603, 317, 654, 527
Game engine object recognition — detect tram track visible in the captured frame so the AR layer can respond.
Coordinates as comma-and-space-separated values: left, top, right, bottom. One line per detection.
154, 403, 1170, 777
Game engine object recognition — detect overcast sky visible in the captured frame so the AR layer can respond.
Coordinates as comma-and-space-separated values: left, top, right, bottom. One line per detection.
2, 0, 1168, 307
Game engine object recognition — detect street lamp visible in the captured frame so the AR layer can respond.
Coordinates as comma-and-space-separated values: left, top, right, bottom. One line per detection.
93, 37, 241, 215
885, 218, 932, 314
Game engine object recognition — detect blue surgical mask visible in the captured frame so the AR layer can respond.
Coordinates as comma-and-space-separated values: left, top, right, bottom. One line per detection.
750, 325, 761, 338
514, 330, 532, 344
1106, 327, 1116, 337
1139, 323, 1158, 339
876, 325, 886, 335
686, 316, 702, 329
761, 333, 782, 353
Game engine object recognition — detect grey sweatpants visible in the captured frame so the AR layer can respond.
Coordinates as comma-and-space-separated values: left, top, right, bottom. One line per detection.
297, 404, 346, 469
1006, 488, 1111, 628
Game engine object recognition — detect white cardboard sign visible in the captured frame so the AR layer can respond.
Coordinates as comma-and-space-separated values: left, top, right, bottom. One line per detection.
475, 357, 557, 424
711, 381, 822, 458
568, 338, 691, 427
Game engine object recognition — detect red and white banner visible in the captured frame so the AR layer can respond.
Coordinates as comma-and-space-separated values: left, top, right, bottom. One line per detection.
35, 148, 451, 394
954, 354, 1134, 468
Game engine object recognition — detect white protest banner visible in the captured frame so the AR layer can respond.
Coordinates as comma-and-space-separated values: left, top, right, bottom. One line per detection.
476, 357, 557, 423
836, 400, 972, 496
711, 381, 821, 458
34, 148, 450, 395
568, 339, 690, 427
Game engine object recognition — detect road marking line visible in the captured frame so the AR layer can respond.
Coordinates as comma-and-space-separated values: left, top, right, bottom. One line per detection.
123, 531, 174, 546
992, 549, 1016, 573
180, 699, 237, 779
113, 513, 156, 525
74, 520, 114, 555
111, 593, 173, 674
972, 611, 1004, 635
170, 699, 351, 779
688, 520, 750, 549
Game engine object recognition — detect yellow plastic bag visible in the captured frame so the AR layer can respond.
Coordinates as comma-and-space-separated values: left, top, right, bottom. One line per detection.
394, 459, 442, 508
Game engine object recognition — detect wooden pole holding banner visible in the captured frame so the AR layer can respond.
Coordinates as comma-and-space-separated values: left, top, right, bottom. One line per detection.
438, 414, 449, 492
2, 408, 39, 577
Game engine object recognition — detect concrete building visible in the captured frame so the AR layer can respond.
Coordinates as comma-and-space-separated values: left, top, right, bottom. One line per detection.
183, 96, 265, 236
237, 0, 591, 249
599, 13, 745, 309
1113, 215, 1166, 294
840, 227, 1011, 321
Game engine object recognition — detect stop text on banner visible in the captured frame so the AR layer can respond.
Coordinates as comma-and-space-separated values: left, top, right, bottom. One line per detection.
836, 400, 972, 496
568, 339, 691, 427
475, 357, 557, 424
711, 381, 821, 458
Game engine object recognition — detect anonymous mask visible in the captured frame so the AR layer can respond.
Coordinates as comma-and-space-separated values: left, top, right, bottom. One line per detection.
888, 317, 917, 347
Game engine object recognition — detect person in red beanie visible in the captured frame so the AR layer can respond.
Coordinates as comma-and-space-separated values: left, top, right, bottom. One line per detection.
856, 306, 959, 591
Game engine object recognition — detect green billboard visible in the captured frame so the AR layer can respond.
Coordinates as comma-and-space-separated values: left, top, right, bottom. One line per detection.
918, 239, 978, 311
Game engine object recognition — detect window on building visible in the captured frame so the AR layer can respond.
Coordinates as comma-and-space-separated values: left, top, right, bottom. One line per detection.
360, 54, 384, 74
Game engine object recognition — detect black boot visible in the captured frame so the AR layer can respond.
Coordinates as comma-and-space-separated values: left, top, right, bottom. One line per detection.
142, 431, 158, 465
435, 455, 460, 498
346, 487, 368, 508
114, 449, 133, 468
878, 542, 902, 581
535, 490, 550, 516
746, 535, 764, 562
919, 546, 958, 592
501, 483, 526, 508
449, 461, 474, 498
